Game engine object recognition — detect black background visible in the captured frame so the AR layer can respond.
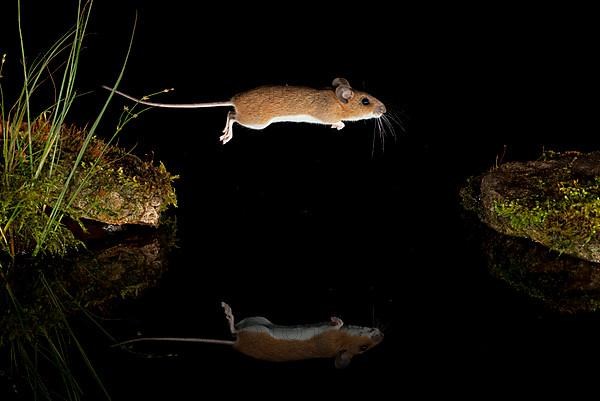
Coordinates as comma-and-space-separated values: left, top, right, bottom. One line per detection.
1, 1, 599, 398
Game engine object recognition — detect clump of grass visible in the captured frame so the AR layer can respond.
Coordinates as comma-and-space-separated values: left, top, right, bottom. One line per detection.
0, 0, 139, 258
1, 117, 177, 257
1, 264, 113, 401
0, 1, 147, 400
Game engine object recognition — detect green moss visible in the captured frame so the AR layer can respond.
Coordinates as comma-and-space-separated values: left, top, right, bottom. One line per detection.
493, 177, 600, 255
494, 201, 548, 231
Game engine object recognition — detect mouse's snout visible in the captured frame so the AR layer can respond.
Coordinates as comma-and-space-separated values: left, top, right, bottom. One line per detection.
371, 329, 384, 343
376, 104, 387, 115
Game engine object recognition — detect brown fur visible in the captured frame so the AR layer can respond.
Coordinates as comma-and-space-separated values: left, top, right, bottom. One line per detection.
232, 86, 384, 127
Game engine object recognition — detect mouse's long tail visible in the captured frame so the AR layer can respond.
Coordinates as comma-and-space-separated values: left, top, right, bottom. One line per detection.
112, 337, 236, 347
102, 86, 234, 108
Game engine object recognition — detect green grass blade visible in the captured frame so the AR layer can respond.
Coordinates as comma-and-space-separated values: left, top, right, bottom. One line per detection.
40, 273, 111, 400
17, 0, 34, 174
36, 12, 138, 254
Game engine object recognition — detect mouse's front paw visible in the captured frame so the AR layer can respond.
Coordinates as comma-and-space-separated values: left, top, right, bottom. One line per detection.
331, 122, 345, 130
330, 316, 344, 329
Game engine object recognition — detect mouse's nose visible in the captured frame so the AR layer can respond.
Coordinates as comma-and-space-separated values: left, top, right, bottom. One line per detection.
371, 329, 384, 343
377, 104, 387, 115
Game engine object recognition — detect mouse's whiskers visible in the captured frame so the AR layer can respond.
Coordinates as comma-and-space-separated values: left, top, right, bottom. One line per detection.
388, 110, 407, 133
372, 106, 405, 157
379, 118, 386, 153
375, 117, 385, 154
371, 118, 377, 158
378, 319, 391, 335
382, 114, 397, 143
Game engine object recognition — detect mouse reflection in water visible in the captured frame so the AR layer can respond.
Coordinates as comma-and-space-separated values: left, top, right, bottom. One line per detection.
114, 302, 384, 368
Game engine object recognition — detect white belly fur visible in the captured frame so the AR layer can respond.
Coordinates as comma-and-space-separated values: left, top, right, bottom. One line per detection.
240, 324, 336, 341
270, 115, 326, 125
238, 115, 335, 130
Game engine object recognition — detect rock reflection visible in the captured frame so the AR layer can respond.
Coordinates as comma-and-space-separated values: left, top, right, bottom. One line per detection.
0, 220, 176, 399
478, 221, 600, 314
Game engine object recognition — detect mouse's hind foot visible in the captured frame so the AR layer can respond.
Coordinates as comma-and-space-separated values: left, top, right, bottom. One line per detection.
219, 129, 233, 144
221, 302, 236, 334
220, 111, 236, 144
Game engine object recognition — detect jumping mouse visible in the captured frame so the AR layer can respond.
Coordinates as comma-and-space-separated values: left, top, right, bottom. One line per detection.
102, 78, 387, 144
115, 302, 384, 368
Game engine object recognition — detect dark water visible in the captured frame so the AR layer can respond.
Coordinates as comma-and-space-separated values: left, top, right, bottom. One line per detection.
1, 1, 599, 398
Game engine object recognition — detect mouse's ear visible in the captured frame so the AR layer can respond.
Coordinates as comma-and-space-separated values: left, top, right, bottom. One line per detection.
335, 86, 354, 104
332, 77, 351, 88
334, 350, 353, 369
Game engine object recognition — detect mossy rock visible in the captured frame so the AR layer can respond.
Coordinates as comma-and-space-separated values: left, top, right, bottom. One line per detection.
1, 118, 177, 255
461, 151, 600, 263
44, 120, 177, 226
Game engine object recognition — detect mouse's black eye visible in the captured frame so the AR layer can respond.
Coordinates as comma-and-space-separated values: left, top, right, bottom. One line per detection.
359, 344, 369, 352
361, 97, 370, 106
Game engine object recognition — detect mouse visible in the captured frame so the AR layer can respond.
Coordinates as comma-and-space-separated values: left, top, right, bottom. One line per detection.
114, 302, 384, 368
102, 78, 387, 144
